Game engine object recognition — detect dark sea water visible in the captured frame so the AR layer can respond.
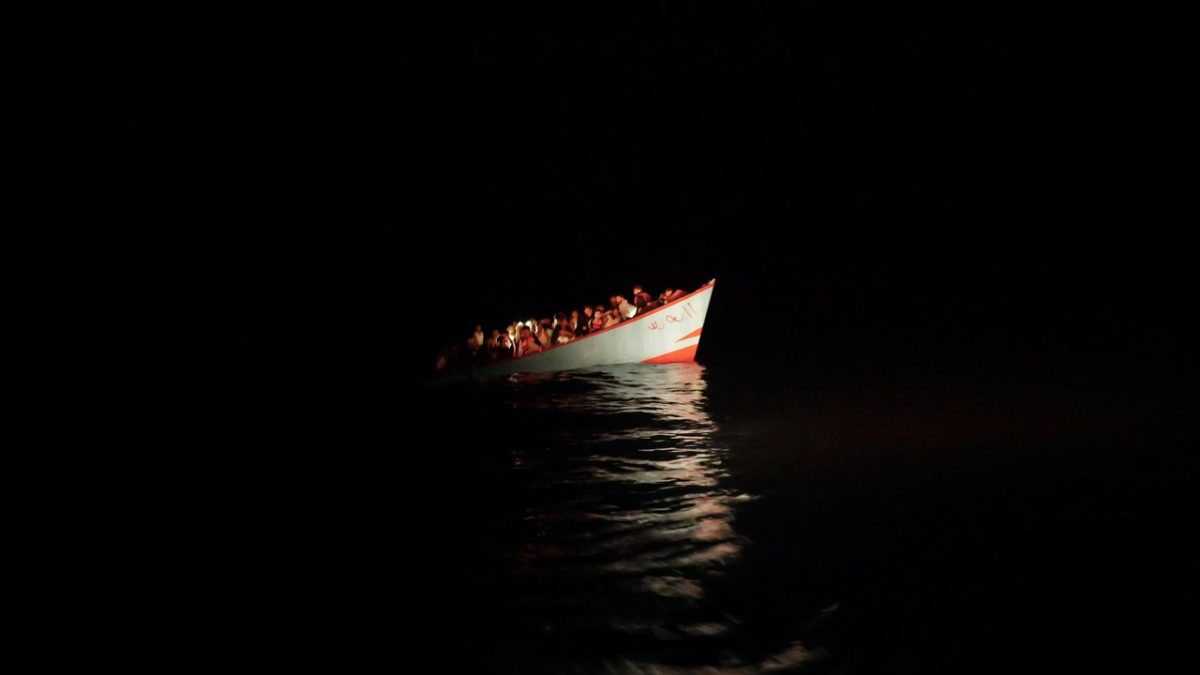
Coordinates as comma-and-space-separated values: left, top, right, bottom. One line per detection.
429, 364, 808, 673
18, 357, 1195, 674
396, 361, 1194, 674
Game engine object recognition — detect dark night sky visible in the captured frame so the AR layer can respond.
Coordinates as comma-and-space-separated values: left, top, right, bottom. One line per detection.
8, 1, 1193, 400
7, 5, 1197, 673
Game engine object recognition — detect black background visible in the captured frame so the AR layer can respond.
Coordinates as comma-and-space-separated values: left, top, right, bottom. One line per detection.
10, 2, 1192, 379
8, 2, 1196, 672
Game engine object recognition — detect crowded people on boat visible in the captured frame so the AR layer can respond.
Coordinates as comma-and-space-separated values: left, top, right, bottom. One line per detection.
467, 324, 485, 351
516, 326, 541, 357
554, 321, 575, 344
591, 305, 606, 332
581, 306, 595, 333
439, 283, 688, 370
490, 329, 510, 353
659, 288, 685, 304
611, 295, 636, 320
632, 285, 653, 314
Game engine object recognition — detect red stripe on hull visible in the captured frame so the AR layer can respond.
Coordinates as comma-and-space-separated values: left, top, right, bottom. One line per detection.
675, 327, 703, 343
642, 344, 698, 364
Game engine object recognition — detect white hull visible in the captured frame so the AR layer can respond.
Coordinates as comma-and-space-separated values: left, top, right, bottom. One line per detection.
471, 280, 715, 377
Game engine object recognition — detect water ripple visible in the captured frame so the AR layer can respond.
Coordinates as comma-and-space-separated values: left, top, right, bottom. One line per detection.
485, 365, 817, 672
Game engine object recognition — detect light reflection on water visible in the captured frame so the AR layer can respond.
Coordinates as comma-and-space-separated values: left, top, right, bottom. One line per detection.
489, 364, 819, 673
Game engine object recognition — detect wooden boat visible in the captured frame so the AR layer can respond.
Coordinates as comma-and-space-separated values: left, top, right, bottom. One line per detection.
468, 279, 715, 378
